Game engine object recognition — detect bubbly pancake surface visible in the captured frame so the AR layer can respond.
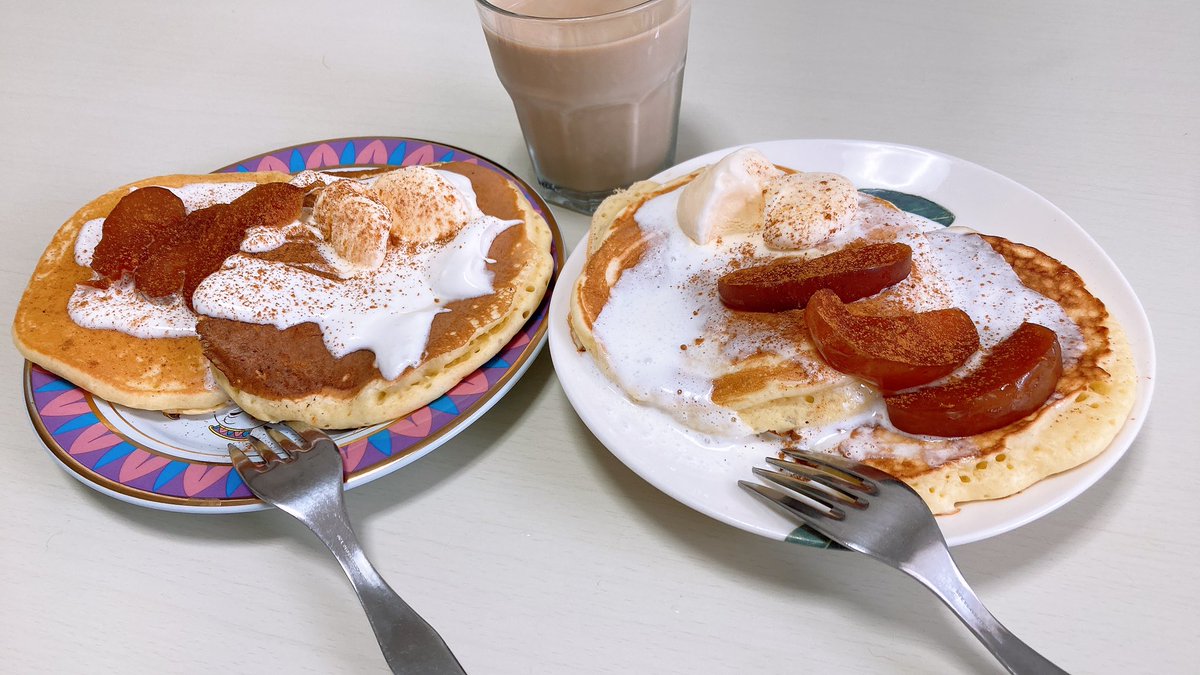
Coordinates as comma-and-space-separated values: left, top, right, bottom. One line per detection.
570, 166, 1136, 513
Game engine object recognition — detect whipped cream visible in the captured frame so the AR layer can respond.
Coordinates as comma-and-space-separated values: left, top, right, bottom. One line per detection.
240, 223, 296, 253
69, 182, 258, 341
74, 218, 105, 268
313, 180, 391, 274
676, 148, 783, 245
68, 278, 197, 338
72, 218, 199, 338
595, 187, 765, 435
894, 228, 1084, 364
71, 170, 518, 367
436, 169, 482, 211
762, 172, 859, 250
194, 214, 519, 380
373, 166, 484, 243
289, 170, 342, 189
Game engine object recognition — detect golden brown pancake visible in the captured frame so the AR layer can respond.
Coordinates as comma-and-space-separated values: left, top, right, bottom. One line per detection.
13, 172, 290, 412
570, 169, 1136, 514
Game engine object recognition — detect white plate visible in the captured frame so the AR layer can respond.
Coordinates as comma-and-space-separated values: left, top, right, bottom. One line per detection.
548, 139, 1155, 546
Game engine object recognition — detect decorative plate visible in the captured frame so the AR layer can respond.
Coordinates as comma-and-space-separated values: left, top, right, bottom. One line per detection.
25, 136, 563, 513
548, 139, 1155, 547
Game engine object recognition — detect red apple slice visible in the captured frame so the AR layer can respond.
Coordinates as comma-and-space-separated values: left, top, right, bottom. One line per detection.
718, 242, 912, 312
805, 288, 980, 391
885, 322, 1063, 437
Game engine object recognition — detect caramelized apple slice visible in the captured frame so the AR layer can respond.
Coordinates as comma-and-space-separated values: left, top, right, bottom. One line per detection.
884, 322, 1063, 437
134, 204, 227, 299
718, 243, 912, 312
805, 288, 979, 391
134, 182, 303, 301
226, 181, 304, 230
91, 187, 186, 280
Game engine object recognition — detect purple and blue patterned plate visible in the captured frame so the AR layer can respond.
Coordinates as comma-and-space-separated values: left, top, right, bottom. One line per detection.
24, 137, 563, 513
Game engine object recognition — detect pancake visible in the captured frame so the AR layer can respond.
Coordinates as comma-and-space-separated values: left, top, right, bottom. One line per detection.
197, 163, 554, 428
569, 153, 1136, 514
13, 172, 290, 412
14, 164, 554, 430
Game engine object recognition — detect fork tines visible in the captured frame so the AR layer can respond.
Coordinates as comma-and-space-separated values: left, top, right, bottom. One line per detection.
740, 449, 878, 523
227, 422, 313, 472
741, 453, 1067, 673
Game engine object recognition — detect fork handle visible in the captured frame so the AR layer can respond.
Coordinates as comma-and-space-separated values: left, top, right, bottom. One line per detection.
295, 501, 467, 675
905, 547, 1069, 675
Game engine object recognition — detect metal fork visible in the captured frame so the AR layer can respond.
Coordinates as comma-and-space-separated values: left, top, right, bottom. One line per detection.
229, 423, 466, 675
740, 449, 1068, 675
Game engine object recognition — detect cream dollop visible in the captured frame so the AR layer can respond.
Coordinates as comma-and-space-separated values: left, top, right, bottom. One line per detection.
312, 180, 391, 274
675, 148, 783, 246
762, 172, 859, 250
373, 166, 483, 243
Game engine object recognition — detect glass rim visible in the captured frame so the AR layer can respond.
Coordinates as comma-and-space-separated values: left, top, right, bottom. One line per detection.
474, 0, 674, 23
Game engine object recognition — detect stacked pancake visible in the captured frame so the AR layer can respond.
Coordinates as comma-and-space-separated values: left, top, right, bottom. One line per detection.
570, 148, 1135, 513
14, 163, 553, 428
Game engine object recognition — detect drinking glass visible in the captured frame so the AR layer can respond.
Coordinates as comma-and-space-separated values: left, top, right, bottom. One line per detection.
476, 0, 693, 214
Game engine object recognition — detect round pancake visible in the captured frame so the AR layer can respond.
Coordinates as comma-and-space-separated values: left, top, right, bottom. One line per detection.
12, 171, 290, 413
570, 170, 1136, 514
198, 163, 554, 428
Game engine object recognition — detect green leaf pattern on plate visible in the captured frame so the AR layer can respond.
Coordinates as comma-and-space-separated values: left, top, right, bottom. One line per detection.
859, 188, 955, 226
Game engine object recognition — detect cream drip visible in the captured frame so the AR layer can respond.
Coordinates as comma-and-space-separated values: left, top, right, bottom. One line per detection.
68, 278, 197, 338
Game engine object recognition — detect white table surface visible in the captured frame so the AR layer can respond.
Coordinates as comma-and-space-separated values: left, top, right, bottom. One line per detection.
2, 1, 1197, 672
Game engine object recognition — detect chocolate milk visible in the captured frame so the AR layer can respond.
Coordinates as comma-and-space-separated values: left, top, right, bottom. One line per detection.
481, 0, 692, 198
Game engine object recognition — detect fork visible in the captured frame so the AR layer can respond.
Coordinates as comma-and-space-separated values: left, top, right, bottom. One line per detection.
229, 423, 466, 675
740, 449, 1068, 675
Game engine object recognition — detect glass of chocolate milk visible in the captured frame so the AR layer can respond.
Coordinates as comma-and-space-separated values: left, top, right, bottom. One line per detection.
476, 0, 692, 213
